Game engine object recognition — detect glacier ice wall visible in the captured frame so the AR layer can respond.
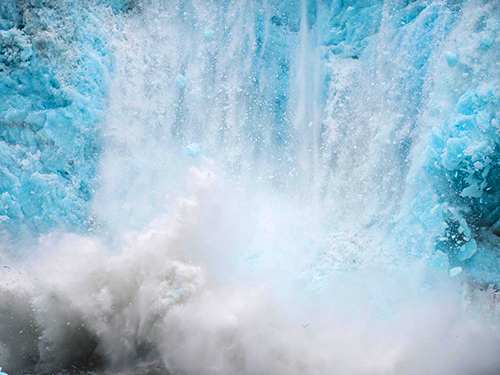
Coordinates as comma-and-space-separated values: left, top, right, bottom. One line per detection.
0, 0, 499, 286
0, 0, 127, 247
399, 0, 500, 284
322, 0, 500, 285
1, 0, 499, 285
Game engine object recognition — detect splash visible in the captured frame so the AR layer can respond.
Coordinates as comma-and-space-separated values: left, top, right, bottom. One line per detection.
2, 166, 500, 374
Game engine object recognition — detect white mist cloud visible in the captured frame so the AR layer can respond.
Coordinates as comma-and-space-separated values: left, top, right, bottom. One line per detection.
1, 167, 500, 375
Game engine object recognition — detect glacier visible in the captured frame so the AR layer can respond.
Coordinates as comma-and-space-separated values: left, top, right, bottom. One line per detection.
1, 0, 500, 374
0, 0, 124, 246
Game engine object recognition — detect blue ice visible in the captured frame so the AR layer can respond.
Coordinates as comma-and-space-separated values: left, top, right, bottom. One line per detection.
0, 0, 499, 286
185, 143, 201, 158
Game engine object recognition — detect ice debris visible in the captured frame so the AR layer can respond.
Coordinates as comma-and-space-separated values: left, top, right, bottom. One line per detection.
431, 250, 449, 270
479, 35, 493, 51
185, 143, 201, 158
450, 267, 462, 277
444, 51, 458, 68
204, 28, 215, 40
458, 239, 477, 262
175, 74, 187, 88
0, 28, 32, 65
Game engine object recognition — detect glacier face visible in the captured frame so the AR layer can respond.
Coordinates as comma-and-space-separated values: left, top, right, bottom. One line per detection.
0, 0, 125, 246
1, 0, 500, 274
1, 0, 500, 281
394, 0, 500, 283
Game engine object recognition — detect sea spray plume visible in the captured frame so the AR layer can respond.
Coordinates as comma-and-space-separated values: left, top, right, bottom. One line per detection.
2, 169, 500, 374
0, 167, 216, 372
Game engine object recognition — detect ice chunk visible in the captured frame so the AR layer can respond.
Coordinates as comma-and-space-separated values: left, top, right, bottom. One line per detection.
3, 108, 27, 123
204, 28, 215, 40
175, 74, 187, 88
441, 137, 469, 170
444, 51, 459, 67
458, 219, 471, 239
450, 267, 462, 277
185, 143, 201, 158
431, 250, 449, 270
458, 239, 477, 262
473, 161, 483, 170
0, 367, 8, 375
460, 182, 482, 198
423, 145, 438, 161
479, 35, 493, 50
24, 111, 47, 131
0, 28, 33, 65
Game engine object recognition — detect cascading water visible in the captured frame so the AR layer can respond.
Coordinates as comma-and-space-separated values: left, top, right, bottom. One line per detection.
1, 0, 500, 374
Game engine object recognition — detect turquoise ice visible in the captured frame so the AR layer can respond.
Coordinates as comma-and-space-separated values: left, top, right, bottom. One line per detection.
1, 0, 499, 281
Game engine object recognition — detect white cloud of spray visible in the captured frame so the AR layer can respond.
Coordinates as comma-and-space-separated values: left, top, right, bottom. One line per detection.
1, 166, 500, 375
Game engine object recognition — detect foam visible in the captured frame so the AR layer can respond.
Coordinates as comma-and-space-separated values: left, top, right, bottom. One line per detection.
1, 167, 500, 374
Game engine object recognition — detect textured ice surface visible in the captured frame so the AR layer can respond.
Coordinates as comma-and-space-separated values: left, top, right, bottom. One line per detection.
0, 0, 122, 247
174, 74, 187, 88
450, 266, 463, 277
399, 0, 500, 283
0, 0, 498, 277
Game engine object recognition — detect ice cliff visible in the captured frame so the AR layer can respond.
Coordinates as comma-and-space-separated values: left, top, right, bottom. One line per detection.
1, 0, 500, 280
0, 0, 125, 246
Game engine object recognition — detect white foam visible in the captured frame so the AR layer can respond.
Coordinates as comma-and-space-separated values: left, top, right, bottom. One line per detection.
2, 167, 500, 374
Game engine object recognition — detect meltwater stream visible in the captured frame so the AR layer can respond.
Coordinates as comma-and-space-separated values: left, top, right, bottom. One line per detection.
1, 0, 500, 374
